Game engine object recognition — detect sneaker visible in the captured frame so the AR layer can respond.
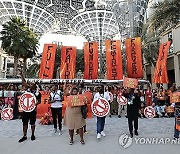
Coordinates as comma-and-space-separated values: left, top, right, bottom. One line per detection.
18, 136, 27, 143
31, 135, 36, 141
101, 131, 106, 137
84, 131, 88, 134
109, 115, 112, 118
118, 115, 121, 118
54, 128, 57, 133
59, 130, 63, 135
97, 133, 101, 139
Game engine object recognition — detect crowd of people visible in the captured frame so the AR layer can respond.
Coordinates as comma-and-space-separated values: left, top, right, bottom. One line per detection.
0, 77, 180, 143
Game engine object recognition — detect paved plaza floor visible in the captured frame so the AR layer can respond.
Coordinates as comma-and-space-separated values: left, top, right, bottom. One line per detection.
0, 116, 179, 154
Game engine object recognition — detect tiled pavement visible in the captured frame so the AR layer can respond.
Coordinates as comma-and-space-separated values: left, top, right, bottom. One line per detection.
0, 116, 179, 154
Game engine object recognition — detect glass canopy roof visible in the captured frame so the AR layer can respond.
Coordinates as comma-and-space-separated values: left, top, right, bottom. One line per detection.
0, 0, 149, 40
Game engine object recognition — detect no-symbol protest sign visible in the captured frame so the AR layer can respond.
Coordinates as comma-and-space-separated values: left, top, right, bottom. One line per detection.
91, 97, 110, 117
19, 92, 36, 112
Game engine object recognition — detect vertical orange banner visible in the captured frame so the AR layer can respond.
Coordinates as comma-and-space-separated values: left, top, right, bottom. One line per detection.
125, 37, 143, 78
153, 41, 171, 83
105, 40, 123, 80
83, 42, 99, 79
60, 46, 76, 79
39, 44, 57, 79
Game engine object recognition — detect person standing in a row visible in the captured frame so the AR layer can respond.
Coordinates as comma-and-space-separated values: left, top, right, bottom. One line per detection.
49, 85, 63, 135
125, 88, 141, 138
19, 71, 41, 143
64, 87, 86, 145
94, 86, 111, 139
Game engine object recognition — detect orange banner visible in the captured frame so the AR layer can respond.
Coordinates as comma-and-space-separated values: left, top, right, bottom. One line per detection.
39, 44, 57, 79
125, 37, 143, 78
84, 42, 99, 79
60, 46, 76, 79
123, 77, 138, 89
170, 92, 180, 103
36, 91, 50, 119
153, 41, 171, 83
105, 40, 123, 80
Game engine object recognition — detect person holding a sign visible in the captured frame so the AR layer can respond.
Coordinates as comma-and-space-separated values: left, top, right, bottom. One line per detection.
125, 88, 141, 138
93, 87, 111, 139
49, 85, 63, 135
64, 87, 86, 145
18, 71, 41, 143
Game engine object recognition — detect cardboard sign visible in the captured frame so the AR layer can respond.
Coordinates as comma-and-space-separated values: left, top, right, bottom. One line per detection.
170, 92, 180, 103
144, 106, 156, 119
1, 108, 13, 120
91, 97, 110, 117
19, 92, 36, 112
123, 77, 138, 89
67, 94, 85, 107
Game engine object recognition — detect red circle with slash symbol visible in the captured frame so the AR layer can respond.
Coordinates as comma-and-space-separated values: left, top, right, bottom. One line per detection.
1, 108, 13, 121
91, 97, 110, 117
144, 106, 156, 119
19, 92, 36, 112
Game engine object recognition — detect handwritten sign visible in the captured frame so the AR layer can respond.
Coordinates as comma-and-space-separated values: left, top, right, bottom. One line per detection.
67, 94, 86, 107
123, 77, 138, 89
170, 92, 180, 103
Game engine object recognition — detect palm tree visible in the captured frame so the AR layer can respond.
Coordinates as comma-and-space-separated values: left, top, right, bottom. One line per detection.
150, 0, 180, 33
20, 27, 39, 76
0, 17, 39, 77
141, 22, 160, 66
142, 0, 180, 65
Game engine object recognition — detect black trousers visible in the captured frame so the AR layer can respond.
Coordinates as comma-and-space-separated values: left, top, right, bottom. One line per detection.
128, 116, 138, 133
51, 107, 62, 130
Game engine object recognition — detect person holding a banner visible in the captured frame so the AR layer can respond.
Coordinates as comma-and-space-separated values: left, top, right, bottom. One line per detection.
64, 87, 86, 145
18, 71, 41, 143
125, 88, 141, 138
49, 85, 63, 135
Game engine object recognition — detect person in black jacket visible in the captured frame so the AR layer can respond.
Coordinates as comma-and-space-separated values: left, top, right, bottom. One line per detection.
125, 88, 141, 138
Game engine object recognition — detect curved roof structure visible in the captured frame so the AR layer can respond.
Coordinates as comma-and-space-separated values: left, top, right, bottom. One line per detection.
0, 0, 149, 40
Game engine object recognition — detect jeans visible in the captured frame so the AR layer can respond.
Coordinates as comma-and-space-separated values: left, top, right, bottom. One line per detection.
97, 116, 106, 134
51, 107, 62, 130
174, 117, 180, 138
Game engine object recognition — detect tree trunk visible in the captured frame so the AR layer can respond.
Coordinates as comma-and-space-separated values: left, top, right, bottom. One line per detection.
23, 57, 27, 77
13, 56, 18, 77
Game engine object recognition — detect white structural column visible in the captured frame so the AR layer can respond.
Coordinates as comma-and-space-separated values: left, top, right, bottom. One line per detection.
174, 54, 180, 87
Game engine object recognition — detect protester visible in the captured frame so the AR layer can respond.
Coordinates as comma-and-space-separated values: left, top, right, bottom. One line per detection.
49, 85, 63, 135
93, 86, 111, 139
64, 87, 86, 145
125, 88, 141, 138
18, 71, 41, 143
